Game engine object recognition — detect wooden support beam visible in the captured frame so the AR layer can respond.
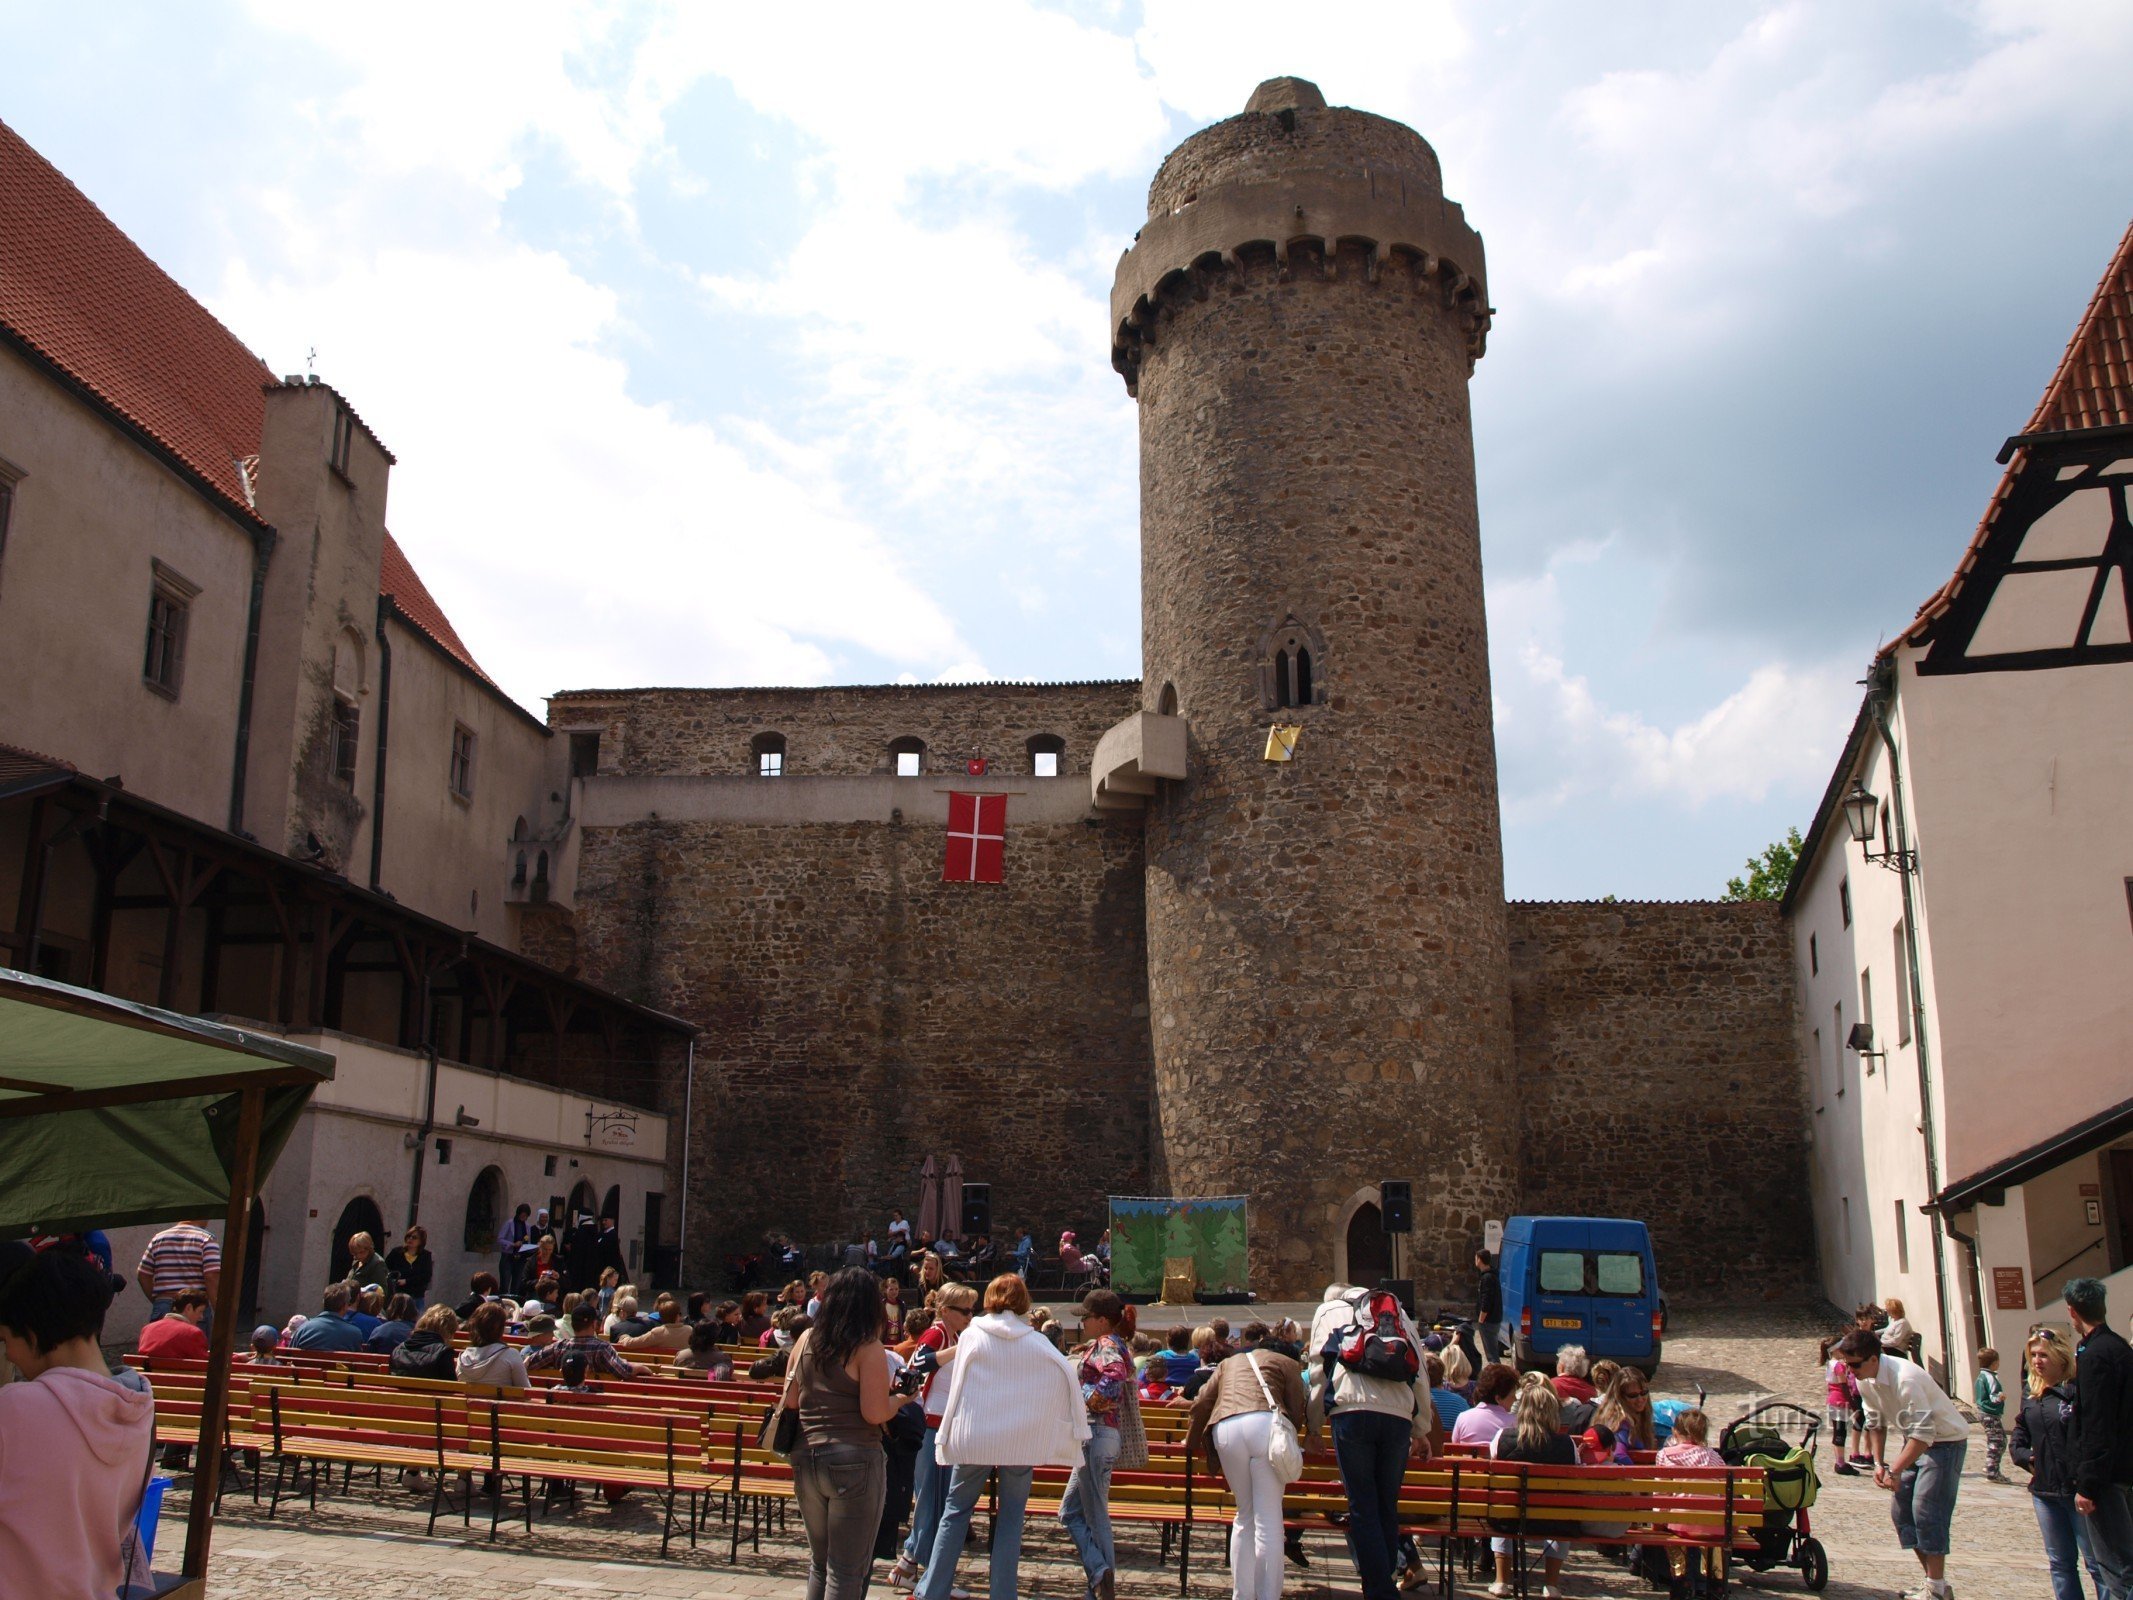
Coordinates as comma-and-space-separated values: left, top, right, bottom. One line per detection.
183, 1086, 262, 1579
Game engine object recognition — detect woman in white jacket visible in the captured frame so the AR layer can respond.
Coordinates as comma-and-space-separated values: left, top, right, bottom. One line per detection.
915, 1274, 1089, 1600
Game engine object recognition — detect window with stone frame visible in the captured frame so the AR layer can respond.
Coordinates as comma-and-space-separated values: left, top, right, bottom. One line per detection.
1256, 613, 1328, 710
1026, 733, 1065, 777
890, 736, 925, 777
142, 560, 198, 698
329, 695, 360, 789
752, 731, 787, 777
330, 402, 356, 479
449, 723, 478, 800
0, 452, 20, 579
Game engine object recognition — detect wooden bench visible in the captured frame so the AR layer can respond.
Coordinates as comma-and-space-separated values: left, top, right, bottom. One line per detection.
489, 1396, 723, 1557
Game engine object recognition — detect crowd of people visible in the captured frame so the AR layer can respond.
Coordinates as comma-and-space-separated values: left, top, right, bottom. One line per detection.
14, 1215, 2133, 1600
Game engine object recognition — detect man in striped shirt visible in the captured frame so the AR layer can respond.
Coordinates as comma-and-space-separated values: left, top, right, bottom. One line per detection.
137, 1220, 220, 1331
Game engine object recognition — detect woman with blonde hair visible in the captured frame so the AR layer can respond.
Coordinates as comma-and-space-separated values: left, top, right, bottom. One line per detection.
915, 1252, 947, 1298
1594, 1367, 1658, 1452
915, 1274, 1088, 1600
1441, 1342, 1475, 1403
1488, 1375, 1575, 1598
2012, 1327, 2095, 1600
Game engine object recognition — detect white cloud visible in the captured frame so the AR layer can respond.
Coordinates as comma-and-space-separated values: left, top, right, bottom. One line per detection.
217, 242, 973, 700
1489, 553, 1857, 816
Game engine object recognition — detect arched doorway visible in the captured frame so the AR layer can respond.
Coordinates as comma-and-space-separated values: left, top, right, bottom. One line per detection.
567, 1179, 598, 1225
1345, 1202, 1390, 1289
601, 1184, 622, 1223
327, 1194, 385, 1285
464, 1166, 505, 1253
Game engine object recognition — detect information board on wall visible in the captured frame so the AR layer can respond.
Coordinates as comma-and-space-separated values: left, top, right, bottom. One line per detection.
1992, 1266, 2028, 1311
1108, 1195, 1250, 1297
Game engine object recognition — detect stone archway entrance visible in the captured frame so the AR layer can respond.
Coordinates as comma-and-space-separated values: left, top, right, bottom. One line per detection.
1344, 1200, 1390, 1288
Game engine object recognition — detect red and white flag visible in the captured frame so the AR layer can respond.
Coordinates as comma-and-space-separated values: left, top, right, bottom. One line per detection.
943, 792, 1007, 884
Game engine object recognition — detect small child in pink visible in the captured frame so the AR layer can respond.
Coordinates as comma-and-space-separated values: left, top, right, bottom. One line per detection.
1818, 1331, 1861, 1475
1655, 1408, 1728, 1586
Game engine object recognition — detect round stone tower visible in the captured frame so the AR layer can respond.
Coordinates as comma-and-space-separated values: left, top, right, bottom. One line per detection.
1113, 78, 1519, 1298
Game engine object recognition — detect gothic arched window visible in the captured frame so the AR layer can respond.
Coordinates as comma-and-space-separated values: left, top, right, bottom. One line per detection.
1256, 614, 1328, 710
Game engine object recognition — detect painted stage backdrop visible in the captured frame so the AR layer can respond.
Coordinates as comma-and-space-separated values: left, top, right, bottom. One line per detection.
1108, 1195, 1250, 1296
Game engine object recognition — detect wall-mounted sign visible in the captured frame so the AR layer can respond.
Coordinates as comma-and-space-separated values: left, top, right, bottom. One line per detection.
586, 1107, 638, 1150
1992, 1266, 2028, 1311
2081, 1183, 2102, 1197
1484, 1219, 1504, 1255
2088, 1199, 2104, 1227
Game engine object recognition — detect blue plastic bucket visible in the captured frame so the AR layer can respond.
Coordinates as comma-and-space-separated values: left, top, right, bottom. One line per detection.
134, 1475, 173, 1567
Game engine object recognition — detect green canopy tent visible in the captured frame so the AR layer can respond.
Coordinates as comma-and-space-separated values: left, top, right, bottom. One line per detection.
0, 967, 334, 1593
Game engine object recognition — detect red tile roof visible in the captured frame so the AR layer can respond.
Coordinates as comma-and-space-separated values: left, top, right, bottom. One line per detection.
1887, 217, 2133, 656
381, 530, 497, 688
0, 117, 492, 684
0, 118, 272, 523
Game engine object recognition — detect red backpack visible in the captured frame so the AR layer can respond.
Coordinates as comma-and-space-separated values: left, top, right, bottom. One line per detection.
1330, 1289, 1420, 1383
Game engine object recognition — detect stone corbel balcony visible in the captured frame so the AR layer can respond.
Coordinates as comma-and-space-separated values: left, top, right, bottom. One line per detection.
1091, 711, 1187, 811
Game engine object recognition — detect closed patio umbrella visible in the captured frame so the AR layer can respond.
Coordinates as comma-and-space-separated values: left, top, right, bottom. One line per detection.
942, 1153, 964, 1242
916, 1153, 940, 1240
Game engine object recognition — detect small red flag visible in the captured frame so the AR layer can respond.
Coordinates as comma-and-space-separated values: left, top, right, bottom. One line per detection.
967, 757, 988, 776
943, 792, 1007, 884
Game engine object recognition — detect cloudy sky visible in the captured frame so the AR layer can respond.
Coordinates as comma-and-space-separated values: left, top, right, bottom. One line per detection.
9, 1, 2129, 897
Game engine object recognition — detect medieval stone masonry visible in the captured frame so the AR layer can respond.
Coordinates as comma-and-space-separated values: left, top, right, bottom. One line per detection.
548, 80, 1811, 1302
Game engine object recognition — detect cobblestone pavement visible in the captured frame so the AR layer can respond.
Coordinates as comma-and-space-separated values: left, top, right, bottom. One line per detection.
163, 1307, 2050, 1600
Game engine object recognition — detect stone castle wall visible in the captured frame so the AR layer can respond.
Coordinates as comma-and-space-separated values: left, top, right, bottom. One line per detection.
557, 683, 1155, 1286
1506, 900, 1814, 1300
551, 682, 1135, 779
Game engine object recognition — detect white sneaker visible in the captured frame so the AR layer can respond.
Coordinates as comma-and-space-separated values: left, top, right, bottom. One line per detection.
887, 1558, 919, 1588
1488, 1584, 1513, 1598
1542, 1588, 1563, 1600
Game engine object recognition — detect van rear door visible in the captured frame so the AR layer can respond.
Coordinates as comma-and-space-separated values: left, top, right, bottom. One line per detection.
1587, 1222, 1655, 1362
1529, 1221, 1592, 1355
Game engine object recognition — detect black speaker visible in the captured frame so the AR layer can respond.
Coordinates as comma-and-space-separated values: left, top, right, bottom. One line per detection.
960, 1184, 991, 1238
1380, 1180, 1413, 1234
1379, 1277, 1417, 1315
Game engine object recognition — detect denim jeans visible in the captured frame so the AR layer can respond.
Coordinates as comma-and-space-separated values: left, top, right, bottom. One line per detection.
2085, 1481, 2133, 1600
793, 1439, 887, 1600
2035, 1492, 2101, 1600
1331, 1409, 1412, 1600
1891, 1439, 1965, 1556
1060, 1423, 1120, 1588
921, 1463, 1032, 1600
903, 1424, 949, 1563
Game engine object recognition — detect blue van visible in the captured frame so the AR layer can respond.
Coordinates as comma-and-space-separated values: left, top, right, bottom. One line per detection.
1500, 1216, 1664, 1376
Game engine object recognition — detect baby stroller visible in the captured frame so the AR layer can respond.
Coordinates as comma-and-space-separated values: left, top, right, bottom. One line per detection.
1717, 1402, 1828, 1591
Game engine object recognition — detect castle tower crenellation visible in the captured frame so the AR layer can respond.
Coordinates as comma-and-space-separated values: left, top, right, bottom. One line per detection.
1121, 78, 1518, 1297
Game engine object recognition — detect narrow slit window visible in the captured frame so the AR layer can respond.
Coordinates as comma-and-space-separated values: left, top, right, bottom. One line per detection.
450, 723, 477, 799
329, 695, 360, 789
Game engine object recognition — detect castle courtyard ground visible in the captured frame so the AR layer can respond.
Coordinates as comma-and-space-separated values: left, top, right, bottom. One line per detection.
161, 1304, 2050, 1600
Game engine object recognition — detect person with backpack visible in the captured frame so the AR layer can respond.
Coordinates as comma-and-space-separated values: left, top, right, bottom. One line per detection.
1313, 1283, 1440, 1600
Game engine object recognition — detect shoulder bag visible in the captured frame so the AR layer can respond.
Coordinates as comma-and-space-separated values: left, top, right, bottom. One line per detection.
760, 1333, 805, 1457
1113, 1337, 1149, 1470
1250, 1353, 1306, 1484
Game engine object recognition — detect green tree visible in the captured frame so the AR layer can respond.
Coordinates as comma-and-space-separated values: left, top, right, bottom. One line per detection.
1724, 826, 1804, 901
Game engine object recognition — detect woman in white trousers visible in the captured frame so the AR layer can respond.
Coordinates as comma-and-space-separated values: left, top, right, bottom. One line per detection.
1187, 1326, 1310, 1600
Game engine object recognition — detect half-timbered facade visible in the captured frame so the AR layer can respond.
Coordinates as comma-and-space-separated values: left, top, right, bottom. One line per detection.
1789, 217, 2133, 1384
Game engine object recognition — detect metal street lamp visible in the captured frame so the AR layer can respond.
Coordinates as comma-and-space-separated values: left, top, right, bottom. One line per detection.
1842, 779, 1916, 873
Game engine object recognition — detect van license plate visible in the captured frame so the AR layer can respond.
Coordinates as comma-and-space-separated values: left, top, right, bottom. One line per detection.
1542, 1318, 1582, 1330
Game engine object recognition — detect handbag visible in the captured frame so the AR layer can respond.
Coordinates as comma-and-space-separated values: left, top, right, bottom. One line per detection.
759, 1398, 800, 1457
760, 1331, 804, 1458
1249, 1353, 1306, 1485
1115, 1340, 1149, 1471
